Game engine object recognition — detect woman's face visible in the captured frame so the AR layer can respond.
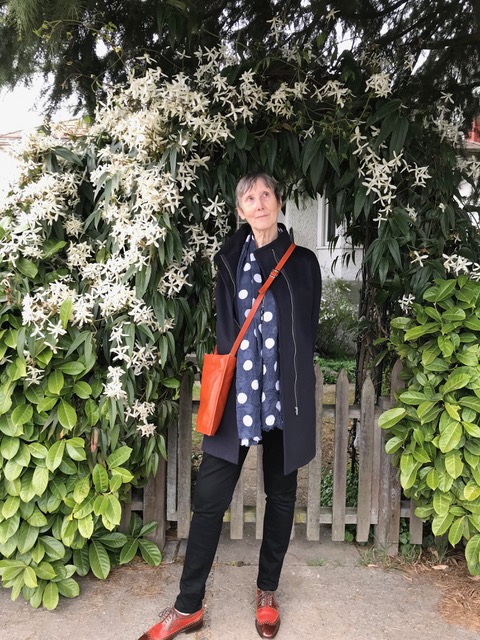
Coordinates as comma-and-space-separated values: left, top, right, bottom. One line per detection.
237, 178, 282, 238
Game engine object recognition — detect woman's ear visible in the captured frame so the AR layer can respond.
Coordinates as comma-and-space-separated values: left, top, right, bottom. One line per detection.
237, 207, 245, 220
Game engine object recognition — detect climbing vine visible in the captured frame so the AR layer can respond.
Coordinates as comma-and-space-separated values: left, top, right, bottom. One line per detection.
0, 22, 478, 606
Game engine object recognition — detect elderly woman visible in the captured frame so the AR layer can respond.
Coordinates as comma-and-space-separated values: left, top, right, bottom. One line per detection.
139, 173, 321, 640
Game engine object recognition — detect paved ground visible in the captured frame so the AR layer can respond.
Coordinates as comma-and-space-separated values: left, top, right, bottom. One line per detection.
0, 524, 477, 640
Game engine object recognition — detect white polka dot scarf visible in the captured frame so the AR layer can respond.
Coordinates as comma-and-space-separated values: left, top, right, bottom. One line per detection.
235, 234, 282, 447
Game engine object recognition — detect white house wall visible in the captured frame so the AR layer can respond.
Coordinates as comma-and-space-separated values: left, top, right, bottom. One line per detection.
285, 195, 362, 282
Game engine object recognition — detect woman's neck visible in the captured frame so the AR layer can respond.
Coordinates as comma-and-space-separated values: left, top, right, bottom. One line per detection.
253, 226, 278, 248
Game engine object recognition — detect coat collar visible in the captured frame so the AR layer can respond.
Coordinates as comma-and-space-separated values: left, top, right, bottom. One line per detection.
215, 222, 292, 272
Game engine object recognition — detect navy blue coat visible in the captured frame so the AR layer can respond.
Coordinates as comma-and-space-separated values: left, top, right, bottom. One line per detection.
202, 223, 322, 475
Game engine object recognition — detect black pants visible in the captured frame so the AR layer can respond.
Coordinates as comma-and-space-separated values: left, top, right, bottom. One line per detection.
174, 428, 298, 613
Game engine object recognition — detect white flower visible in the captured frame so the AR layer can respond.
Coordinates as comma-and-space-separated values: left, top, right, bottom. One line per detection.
399, 294, 415, 312
326, 8, 339, 21
103, 366, 128, 401
442, 254, 472, 275
136, 422, 156, 437
411, 250, 429, 267
365, 73, 392, 98
405, 205, 417, 222
411, 164, 431, 187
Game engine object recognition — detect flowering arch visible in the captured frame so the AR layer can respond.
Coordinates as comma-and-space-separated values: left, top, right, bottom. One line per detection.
0, 30, 479, 607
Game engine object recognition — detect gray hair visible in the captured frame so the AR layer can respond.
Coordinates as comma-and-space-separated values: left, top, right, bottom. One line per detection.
235, 173, 282, 208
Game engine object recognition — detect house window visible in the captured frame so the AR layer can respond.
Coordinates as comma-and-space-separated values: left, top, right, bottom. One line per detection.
317, 195, 336, 248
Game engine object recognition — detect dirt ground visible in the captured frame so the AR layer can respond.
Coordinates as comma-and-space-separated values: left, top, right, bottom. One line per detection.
385, 548, 480, 634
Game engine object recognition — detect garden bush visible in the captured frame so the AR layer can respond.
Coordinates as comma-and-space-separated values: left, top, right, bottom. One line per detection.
316, 279, 358, 358
380, 275, 480, 575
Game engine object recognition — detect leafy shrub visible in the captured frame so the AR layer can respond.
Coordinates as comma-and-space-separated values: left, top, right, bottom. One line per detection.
320, 467, 358, 507
316, 279, 358, 358
380, 275, 480, 575
316, 357, 356, 383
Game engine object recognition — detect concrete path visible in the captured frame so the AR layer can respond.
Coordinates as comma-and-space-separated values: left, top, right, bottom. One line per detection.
0, 524, 476, 640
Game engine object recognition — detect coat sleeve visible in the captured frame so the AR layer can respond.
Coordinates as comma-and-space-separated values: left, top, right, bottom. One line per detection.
310, 254, 322, 345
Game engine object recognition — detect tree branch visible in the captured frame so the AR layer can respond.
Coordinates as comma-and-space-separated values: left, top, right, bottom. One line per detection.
421, 33, 480, 48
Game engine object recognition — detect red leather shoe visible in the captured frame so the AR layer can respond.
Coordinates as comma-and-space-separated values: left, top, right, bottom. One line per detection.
138, 607, 203, 640
255, 589, 280, 639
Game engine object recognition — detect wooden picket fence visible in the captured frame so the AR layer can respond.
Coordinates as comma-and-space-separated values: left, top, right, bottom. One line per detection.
129, 360, 424, 553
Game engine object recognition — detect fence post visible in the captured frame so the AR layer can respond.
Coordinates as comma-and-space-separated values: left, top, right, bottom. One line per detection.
143, 455, 167, 548
306, 365, 323, 541
332, 369, 349, 541
176, 374, 193, 539
374, 359, 403, 555
356, 375, 375, 542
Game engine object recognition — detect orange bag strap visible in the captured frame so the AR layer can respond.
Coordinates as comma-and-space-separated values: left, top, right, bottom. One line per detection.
229, 242, 296, 356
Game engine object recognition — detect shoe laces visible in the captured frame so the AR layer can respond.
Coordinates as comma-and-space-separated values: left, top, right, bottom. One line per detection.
257, 590, 277, 609
158, 606, 176, 623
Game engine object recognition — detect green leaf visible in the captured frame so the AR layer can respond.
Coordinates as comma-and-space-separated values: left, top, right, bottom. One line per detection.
16, 258, 38, 279
58, 400, 77, 430
23, 566, 38, 588
457, 351, 479, 366
404, 323, 439, 341
433, 491, 452, 516
88, 540, 111, 580
378, 407, 406, 429
93, 495, 108, 517
73, 494, 95, 519
92, 464, 109, 493
57, 361, 86, 376
77, 514, 94, 539
138, 539, 162, 566
27, 507, 48, 528
426, 469, 439, 490
107, 446, 132, 469
111, 467, 134, 484
11, 404, 33, 427
301, 136, 321, 173
35, 561, 57, 580
442, 307, 466, 323
37, 396, 58, 413
66, 439, 87, 461
424, 280, 457, 303
398, 390, 426, 405
448, 517, 466, 547
385, 436, 404, 454
32, 466, 49, 496
28, 442, 48, 459
98, 532, 128, 549
42, 239, 67, 258
57, 577, 80, 598
104, 495, 122, 525
432, 512, 454, 537
73, 476, 91, 504
46, 440, 66, 472
43, 581, 59, 610
73, 381, 92, 399
466, 535, 480, 575
1, 436, 20, 460
59, 298, 73, 329
47, 370, 65, 395
2, 495, 20, 519
443, 373, 471, 395
119, 538, 139, 565
465, 481, 480, 501
72, 547, 90, 576
17, 521, 39, 554
41, 536, 65, 561
445, 451, 463, 479
439, 421, 462, 453
162, 377, 180, 389
463, 422, 480, 438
